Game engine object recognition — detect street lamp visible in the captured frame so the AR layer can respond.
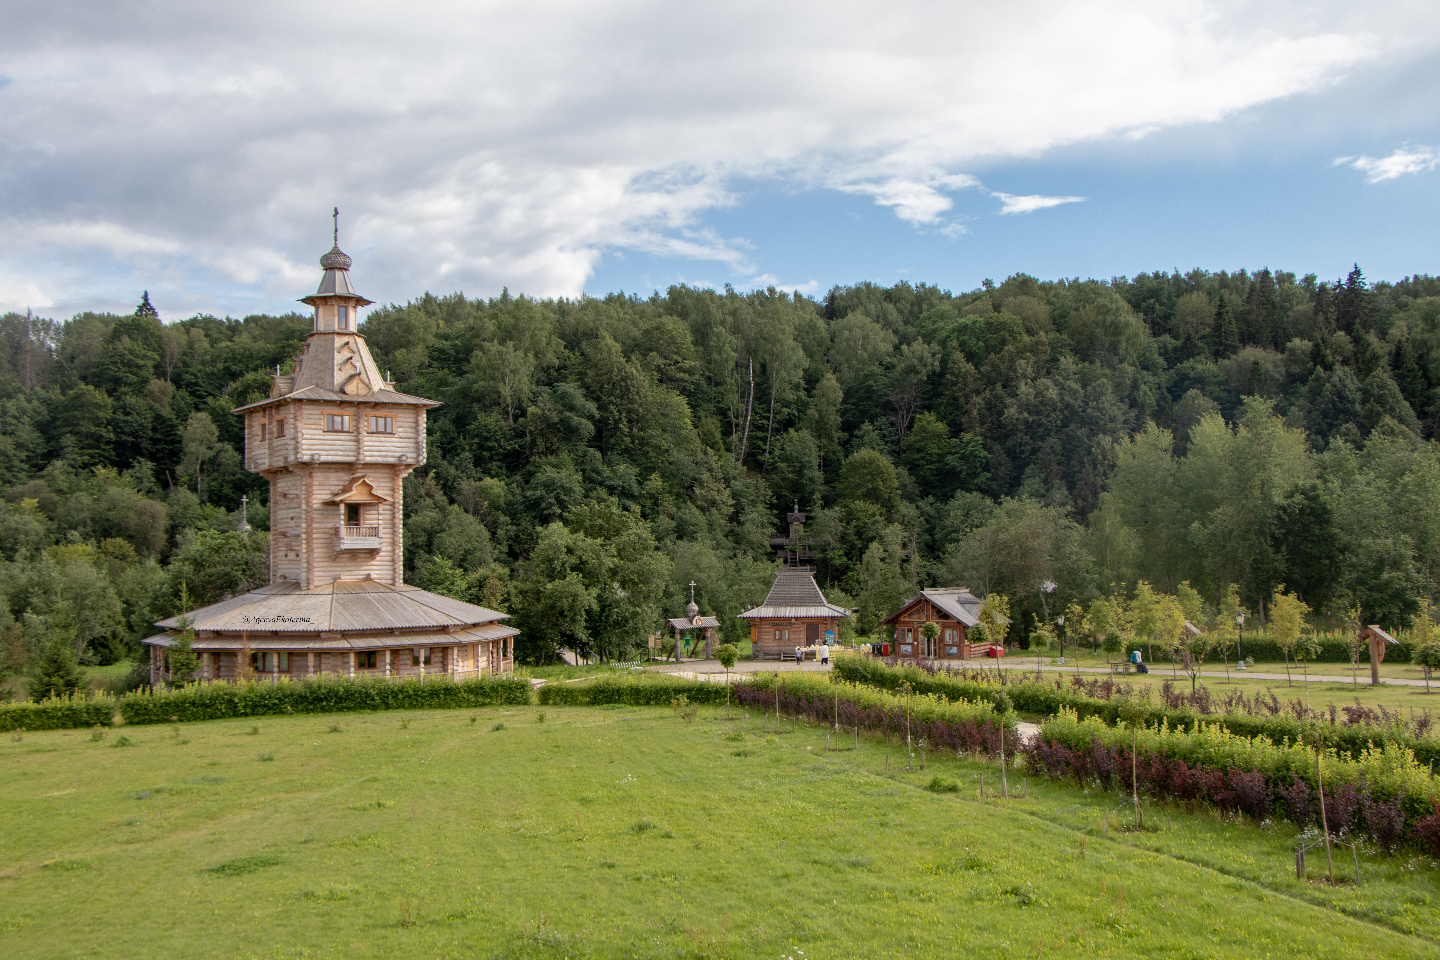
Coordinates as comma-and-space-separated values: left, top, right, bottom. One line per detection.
1235, 612, 1246, 668
1039, 579, 1056, 657
1056, 614, 1066, 661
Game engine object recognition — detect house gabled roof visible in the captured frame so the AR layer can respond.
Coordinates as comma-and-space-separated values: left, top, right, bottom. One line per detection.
882, 587, 990, 627
739, 567, 849, 620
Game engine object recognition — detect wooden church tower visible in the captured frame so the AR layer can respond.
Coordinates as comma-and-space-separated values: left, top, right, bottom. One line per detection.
144, 224, 517, 685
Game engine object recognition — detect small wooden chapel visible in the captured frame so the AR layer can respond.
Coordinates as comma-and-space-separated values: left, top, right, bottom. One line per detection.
739, 503, 849, 659
144, 227, 517, 684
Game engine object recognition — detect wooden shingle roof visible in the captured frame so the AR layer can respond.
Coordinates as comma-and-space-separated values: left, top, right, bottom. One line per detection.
739, 567, 849, 620
151, 580, 509, 635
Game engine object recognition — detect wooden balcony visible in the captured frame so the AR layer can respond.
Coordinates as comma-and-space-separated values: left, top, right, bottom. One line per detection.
335, 524, 382, 551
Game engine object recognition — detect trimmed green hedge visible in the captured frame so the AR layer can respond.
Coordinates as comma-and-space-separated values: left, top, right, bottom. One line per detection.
119, 675, 533, 725
0, 694, 116, 731
1033, 709, 1439, 826
833, 654, 1440, 768
537, 674, 731, 706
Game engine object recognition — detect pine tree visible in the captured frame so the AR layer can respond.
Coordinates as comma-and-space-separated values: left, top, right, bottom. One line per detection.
29, 626, 84, 701
1352, 332, 1384, 379
135, 291, 159, 319
1390, 338, 1426, 409
167, 585, 200, 688
1335, 265, 1371, 334
1314, 281, 1335, 334
1211, 296, 1239, 358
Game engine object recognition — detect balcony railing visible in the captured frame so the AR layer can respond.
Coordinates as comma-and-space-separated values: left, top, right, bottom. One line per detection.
335, 524, 382, 550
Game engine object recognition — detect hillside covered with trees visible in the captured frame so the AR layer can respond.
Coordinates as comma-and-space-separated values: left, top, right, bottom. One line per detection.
1, 265, 1438, 675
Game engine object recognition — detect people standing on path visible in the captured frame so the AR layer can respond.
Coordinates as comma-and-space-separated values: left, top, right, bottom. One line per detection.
795, 645, 803, 667
819, 642, 830, 666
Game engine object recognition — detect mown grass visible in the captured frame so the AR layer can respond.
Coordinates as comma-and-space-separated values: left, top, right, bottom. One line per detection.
1, 704, 1437, 959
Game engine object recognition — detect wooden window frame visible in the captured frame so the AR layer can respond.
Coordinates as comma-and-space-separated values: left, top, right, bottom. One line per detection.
276, 418, 286, 437
260, 422, 267, 441
356, 651, 378, 669
253, 652, 290, 673
344, 503, 363, 525
411, 647, 432, 667
369, 416, 394, 434
325, 413, 352, 433
337, 305, 350, 330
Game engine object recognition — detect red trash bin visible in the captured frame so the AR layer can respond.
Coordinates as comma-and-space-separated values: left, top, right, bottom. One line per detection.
881, 643, 890, 657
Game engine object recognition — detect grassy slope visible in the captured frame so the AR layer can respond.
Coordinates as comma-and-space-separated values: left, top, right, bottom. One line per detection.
1, 705, 1437, 960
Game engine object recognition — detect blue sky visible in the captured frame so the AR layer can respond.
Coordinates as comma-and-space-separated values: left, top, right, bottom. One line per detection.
1, 1, 1437, 319
591, 59, 1440, 298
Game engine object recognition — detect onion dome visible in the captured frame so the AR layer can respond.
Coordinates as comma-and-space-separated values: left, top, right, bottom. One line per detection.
320, 245, 353, 270
685, 599, 700, 618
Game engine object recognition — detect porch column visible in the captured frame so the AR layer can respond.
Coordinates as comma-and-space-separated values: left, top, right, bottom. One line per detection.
348, 651, 355, 678
385, 648, 392, 678
272, 654, 279, 685
307, 651, 315, 677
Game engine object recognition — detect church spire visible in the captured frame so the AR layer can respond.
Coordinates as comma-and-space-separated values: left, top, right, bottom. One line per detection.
301, 210, 372, 329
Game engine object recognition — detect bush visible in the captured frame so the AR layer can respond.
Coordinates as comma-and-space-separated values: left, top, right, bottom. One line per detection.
118, 675, 532, 725
0, 694, 115, 731
832, 653, 1440, 767
537, 674, 730, 707
1025, 708, 1440, 847
736, 672, 1017, 759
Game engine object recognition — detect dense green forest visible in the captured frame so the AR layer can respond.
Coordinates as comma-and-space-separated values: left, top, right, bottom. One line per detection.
1, 265, 1438, 678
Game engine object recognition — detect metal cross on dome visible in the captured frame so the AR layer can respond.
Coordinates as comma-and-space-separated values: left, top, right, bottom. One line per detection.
333, 207, 339, 245
688, 581, 696, 603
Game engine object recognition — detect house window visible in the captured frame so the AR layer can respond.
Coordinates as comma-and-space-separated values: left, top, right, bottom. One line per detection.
369, 416, 394, 434
260, 422, 267, 441
337, 306, 349, 330
345, 504, 362, 526
412, 647, 432, 667
777, 628, 788, 642
899, 644, 913, 655
326, 414, 351, 433
356, 651, 378, 669
252, 652, 290, 672
276, 418, 286, 437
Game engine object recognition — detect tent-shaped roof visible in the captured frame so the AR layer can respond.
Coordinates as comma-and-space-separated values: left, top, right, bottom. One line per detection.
149, 579, 509, 635
739, 567, 849, 620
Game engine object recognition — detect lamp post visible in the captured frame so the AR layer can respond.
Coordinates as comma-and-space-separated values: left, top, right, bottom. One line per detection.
1037, 579, 1057, 658
1056, 614, 1066, 661
1236, 612, 1246, 668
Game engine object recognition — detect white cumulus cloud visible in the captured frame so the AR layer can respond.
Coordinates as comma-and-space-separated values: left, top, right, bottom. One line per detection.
0, 0, 1427, 315
993, 193, 1088, 215
1333, 146, 1440, 183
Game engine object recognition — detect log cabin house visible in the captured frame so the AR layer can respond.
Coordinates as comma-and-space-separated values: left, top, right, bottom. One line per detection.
144, 233, 517, 684
739, 504, 849, 659
881, 588, 993, 661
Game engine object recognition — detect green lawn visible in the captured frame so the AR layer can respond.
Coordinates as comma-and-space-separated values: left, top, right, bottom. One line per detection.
2, 703, 1437, 959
